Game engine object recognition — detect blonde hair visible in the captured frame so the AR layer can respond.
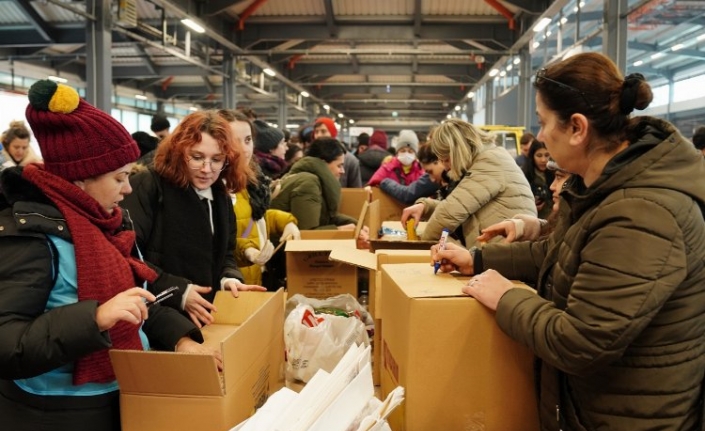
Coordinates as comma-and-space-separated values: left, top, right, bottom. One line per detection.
430, 119, 495, 180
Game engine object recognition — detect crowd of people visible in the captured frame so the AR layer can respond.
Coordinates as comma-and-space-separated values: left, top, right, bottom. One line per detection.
1, 51, 705, 430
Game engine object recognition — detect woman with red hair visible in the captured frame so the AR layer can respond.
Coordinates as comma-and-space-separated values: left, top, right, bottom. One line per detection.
122, 111, 265, 328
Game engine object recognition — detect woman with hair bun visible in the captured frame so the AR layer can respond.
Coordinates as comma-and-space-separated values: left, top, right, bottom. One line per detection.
434, 52, 705, 430
1, 120, 41, 168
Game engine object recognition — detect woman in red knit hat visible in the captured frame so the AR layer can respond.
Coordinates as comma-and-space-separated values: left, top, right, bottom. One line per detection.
0, 80, 218, 431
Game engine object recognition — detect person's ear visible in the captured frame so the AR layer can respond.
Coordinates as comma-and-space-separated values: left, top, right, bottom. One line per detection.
568, 113, 589, 148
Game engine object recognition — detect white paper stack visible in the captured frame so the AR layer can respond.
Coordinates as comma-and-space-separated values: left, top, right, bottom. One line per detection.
230, 344, 403, 431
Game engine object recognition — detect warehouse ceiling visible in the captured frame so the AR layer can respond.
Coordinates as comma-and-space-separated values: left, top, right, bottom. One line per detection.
0, 0, 703, 131
0, 0, 550, 130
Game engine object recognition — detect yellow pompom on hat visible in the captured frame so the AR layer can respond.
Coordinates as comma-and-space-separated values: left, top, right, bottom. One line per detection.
25, 79, 139, 181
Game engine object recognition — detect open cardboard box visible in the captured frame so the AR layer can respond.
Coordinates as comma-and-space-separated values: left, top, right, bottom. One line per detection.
110, 290, 285, 431
366, 200, 437, 252
328, 246, 430, 386
379, 263, 539, 431
339, 187, 405, 223
339, 187, 371, 220
369, 188, 407, 221
284, 200, 370, 299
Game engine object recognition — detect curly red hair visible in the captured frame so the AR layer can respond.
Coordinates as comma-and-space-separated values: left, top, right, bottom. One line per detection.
153, 111, 248, 192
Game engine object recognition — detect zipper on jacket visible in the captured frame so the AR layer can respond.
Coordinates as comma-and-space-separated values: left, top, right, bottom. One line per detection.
15, 211, 65, 223
556, 404, 563, 431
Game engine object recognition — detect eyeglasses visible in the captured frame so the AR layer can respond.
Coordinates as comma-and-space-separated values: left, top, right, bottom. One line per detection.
187, 155, 228, 172
535, 68, 594, 110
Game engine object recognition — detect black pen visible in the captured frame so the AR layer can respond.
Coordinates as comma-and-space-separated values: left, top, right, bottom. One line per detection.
146, 286, 179, 308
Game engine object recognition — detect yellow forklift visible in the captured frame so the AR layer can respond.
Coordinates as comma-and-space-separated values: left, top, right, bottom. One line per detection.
479, 125, 526, 158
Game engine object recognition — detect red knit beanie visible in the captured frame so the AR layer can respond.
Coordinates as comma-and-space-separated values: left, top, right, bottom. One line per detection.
369, 130, 388, 150
315, 117, 338, 138
25, 80, 140, 182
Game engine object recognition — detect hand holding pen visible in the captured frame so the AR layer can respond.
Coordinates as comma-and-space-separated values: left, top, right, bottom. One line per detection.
95, 287, 157, 331
431, 242, 475, 276
433, 228, 450, 274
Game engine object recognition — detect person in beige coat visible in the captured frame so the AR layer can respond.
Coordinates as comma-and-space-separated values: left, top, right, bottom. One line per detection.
401, 119, 536, 247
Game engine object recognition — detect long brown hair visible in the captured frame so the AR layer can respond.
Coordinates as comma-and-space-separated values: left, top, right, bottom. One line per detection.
153, 111, 248, 191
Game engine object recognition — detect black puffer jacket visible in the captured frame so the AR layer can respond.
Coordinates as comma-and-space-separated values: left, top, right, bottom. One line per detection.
0, 167, 201, 381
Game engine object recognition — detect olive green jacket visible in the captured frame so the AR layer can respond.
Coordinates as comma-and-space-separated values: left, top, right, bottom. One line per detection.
270, 156, 357, 230
482, 117, 705, 430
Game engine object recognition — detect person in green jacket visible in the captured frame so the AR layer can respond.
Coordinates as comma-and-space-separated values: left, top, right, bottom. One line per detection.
271, 138, 368, 244
434, 52, 705, 430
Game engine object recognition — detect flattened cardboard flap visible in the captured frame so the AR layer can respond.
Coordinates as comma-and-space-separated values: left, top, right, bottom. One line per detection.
329, 246, 377, 271
110, 350, 222, 396
285, 239, 356, 252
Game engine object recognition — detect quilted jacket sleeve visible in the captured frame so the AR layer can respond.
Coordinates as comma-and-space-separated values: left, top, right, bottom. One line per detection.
0, 235, 110, 379
495, 197, 689, 376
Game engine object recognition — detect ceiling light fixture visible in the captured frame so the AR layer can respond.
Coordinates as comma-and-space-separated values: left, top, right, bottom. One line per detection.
323, 104, 330, 110
651, 52, 664, 59
338, 113, 344, 118
189, 106, 198, 111
533, 17, 551, 33
181, 18, 205, 34
300, 91, 310, 97
135, 94, 148, 100
671, 43, 684, 51
47, 75, 67, 83
633, 60, 644, 66
263, 68, 276, 77
489, 68, 499, 77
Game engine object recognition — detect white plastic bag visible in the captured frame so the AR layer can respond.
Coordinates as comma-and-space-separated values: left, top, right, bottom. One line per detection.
284, 294, 372, 383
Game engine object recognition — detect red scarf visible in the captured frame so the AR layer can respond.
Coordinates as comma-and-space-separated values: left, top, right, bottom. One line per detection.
22, 164, 158, 385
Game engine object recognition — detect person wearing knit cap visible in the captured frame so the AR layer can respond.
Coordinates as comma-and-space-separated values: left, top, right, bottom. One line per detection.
0, 80, 215, 430
252, 119, 288, 180
121, 110, 266, 329
358, 129, 391, 184
314, 117, 338, 139
313, 117, 362, 187
369, 130, 388, 150
395, 129, 419, 154
367, 129, 424, 188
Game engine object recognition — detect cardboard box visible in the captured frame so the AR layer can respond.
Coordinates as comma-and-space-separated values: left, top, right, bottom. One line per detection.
300, 230, 354, 240
111, 290, 285, 431
367, 200, 436, 252
339, 187, 371, 220
328, 247, 430, 385
380, 263, 539, 431
370, 188, 406, 221
285, 239, 359, 299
